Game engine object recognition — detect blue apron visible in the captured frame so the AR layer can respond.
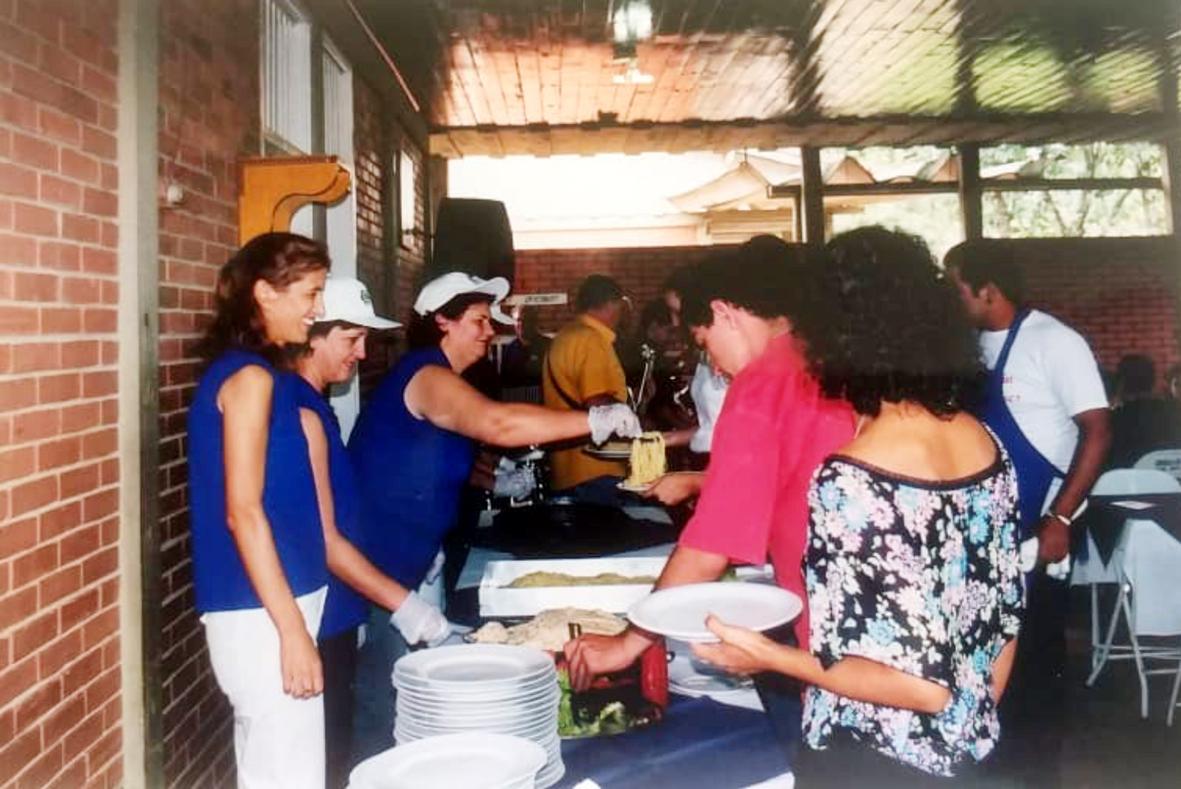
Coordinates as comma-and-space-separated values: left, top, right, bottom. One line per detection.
977, 309, 1062, 540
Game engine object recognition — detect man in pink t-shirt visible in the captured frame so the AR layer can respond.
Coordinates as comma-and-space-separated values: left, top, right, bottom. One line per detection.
564, 239, 855, 739
678, 331, 855, 649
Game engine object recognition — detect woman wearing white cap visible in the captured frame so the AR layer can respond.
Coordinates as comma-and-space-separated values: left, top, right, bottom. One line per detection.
347, 272, 641, 762
289, 277, 408, 788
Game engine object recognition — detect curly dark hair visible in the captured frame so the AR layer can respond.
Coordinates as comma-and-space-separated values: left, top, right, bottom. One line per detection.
795, 226, 983, 418
680, 236, 814, 328
194, 232, 331, 368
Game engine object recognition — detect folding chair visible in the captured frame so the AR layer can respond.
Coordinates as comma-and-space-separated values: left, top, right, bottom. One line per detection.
1084, 469, 1181, 718
1134, 449, 1181, 483
1070, 469, 1163, 673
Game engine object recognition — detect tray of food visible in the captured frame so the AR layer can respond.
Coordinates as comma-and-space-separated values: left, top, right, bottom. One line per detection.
478, 557, 668, 618
471, 608, 667, 739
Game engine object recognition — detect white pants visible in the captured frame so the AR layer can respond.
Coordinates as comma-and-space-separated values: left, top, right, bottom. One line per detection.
203, 587, 327, 789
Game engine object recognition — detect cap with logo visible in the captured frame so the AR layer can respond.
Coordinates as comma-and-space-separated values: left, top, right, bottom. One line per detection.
413, 272, 514, 325
318, 277, 401, 329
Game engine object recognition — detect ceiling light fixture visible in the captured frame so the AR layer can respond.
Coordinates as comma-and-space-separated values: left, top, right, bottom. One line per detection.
611, 0, 652, 59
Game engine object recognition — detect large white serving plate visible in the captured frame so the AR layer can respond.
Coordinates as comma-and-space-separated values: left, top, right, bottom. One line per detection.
627, 582, 802, 643
398, 703, 558, 726
394, 668, 556, 692
396, 713, 555, 742
396, 694, 557, 722
396, 685, 559, 713
347, 732, 545, 789
534, 736, 565, 789
394, 644, 553, 687
394, 672, 558, 699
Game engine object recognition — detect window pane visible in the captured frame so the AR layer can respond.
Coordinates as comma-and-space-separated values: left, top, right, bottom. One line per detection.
827, 194, 964, 262
261, 0, 311, 152
982, 189, 1168, 238
980, 142, 1163, 179
820, 146, 955, 181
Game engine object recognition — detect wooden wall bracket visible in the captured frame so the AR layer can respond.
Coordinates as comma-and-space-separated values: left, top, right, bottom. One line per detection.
237, 155, 352, 245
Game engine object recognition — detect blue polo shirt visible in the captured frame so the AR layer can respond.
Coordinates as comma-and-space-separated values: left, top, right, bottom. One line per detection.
188, 349, 327, 612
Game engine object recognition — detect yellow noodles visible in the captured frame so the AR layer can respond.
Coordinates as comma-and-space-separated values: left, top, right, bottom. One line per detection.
626, 432, 666, 487
505, 571, 658, 588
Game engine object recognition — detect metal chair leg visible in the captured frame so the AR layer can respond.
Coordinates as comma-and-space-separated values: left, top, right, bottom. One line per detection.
1087, 581, 1127, 686
1168, 656, 1181, 727
1090, 583, 1100, 672
1125, 592, 1150, 719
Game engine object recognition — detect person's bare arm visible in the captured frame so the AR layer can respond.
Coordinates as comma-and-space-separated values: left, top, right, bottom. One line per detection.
991, 638, 1018, 702
300, 409, 410, 613
693, 617, 951, 713
563, 545, 729, 690
662, 427, 697, 449
641, 471, 704, 506
220, 367, 321, 698
1038, 407, 1111, 562
405, 365, 592, 447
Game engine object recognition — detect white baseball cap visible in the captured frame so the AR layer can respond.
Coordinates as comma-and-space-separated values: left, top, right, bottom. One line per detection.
413, 272, 514, 325
318, 277, 401, 329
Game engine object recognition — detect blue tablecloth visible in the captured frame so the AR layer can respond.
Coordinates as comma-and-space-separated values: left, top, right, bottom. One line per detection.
557, 696, 790, 788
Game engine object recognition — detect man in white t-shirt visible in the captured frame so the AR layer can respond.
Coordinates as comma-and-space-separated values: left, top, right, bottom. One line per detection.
946, 242, 1109, 557
946, 240, 1110, 779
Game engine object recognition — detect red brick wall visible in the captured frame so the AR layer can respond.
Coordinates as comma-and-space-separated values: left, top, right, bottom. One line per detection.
353, 76, 430, 388
514, 245, 719, 333
1008, 238, 1180, 385
156, 1, 258, 786
0, 1, 125, 787
354, 77, 386, 314
514, 240, 1181, 379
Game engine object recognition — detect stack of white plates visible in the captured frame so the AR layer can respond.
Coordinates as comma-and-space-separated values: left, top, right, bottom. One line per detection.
393, 644, 565, 788
348, 731, 546, 789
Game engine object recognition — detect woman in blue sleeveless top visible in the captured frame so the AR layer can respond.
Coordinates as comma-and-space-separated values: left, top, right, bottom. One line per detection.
347, 272, 643, 762
188, 233, 330, 789
289, 277, 411, 789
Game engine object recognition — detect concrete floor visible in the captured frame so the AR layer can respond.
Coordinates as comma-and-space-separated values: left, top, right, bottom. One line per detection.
1023, 589, 1181, 788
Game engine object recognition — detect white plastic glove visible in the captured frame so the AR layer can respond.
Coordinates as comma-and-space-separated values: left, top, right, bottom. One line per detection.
390, 591, 451, 647
588, 403, 642, 444
423, 549, 446, 586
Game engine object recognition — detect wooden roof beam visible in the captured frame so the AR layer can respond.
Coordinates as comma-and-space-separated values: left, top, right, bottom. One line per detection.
428, 113, 1181, 158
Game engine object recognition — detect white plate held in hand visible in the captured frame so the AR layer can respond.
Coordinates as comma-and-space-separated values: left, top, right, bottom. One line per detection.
627, 582, 802, 643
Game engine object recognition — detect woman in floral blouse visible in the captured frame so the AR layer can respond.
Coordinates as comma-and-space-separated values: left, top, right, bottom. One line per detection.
695, 227, 1023, 786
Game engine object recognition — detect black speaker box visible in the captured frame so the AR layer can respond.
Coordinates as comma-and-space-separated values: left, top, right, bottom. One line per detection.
430, 198, 515, 283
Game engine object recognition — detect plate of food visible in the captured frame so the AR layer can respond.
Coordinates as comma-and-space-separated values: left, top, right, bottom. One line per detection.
582, 440, 633, 459
469, 608, 668, 739
627, 582, 802, 643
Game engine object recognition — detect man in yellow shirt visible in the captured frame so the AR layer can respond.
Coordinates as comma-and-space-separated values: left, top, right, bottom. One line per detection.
544, 275, 630, 502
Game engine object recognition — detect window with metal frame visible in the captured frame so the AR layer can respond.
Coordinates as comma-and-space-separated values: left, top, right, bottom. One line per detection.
260, 0, 312, 154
